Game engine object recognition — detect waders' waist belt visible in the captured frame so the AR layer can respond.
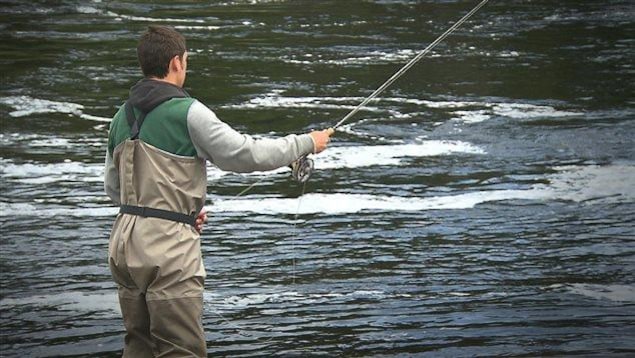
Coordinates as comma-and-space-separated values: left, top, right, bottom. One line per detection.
120, 205, 196, 226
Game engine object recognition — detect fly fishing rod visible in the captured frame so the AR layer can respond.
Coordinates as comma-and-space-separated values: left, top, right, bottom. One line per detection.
290, 0, 489, 184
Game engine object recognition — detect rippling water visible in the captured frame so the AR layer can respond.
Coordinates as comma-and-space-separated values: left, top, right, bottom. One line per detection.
1, 0, 634, 356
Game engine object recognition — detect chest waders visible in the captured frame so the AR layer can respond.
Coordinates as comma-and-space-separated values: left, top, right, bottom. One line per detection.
118, 101, 198, 227
108, 88, 207, 357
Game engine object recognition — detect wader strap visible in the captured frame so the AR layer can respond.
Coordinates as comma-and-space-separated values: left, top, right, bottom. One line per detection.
120, 205, 197, 226
124, 102, 147, 140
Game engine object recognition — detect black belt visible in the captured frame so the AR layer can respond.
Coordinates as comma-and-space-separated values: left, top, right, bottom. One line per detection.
119, 205, 196, 226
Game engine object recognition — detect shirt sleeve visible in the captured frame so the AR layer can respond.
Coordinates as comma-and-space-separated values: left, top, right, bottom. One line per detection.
186, 100, 315, 172
104, 147, 121, 205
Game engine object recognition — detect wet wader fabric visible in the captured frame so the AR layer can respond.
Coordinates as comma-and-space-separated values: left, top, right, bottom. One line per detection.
108, 79, 207, 357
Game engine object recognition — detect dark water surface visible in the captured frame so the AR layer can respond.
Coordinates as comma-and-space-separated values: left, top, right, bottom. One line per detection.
1, 0, 634, 356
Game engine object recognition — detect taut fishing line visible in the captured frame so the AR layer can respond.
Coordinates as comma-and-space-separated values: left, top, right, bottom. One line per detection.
215, 0, 489, 340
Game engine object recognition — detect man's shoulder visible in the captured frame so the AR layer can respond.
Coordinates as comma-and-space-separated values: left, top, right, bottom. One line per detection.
108, 103, 130, 155
111, 101, 126, 117
155, 97, 196, 115
186, 99, 220, 123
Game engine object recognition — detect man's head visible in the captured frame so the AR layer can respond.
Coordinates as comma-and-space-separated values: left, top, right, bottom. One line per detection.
137, 25, 188, 87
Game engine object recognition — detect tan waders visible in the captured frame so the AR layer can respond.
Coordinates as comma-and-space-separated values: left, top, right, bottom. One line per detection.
109, 138, 207, 357
106, 79, 315, 356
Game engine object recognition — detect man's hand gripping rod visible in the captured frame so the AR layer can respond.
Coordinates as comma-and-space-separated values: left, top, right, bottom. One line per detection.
290, 127, 334, 183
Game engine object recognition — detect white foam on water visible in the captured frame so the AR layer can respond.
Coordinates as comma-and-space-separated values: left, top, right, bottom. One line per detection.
549, 164, 635, 202
0, 291, 120, 315
214, 0, 287, 5
1, 133, 105, 148
76, 5, 101, 14
79, 113, 111, 122
77, 5, 211, 24
282, 48, 421, 66
225, 92, 581, 128
220, 291, 304, 307
0, 202, 117, 217
427, 99, 580, 116
1, 96, 83, 117
448, 292, 472, 297
174, 25, 222, 31
224, 92, 484, 113
224, 93, 382, 113
30, 137, 72, 147
312, 141, 485, 169
0, 96, 111, 122
337, 119, 374, 138
568, 284, 635, 302
1, 160, 104, 184
211, 189, 551, 215
499, 50, 520, 57
451, 110, 491, 123
105, 11, 205, 23
1, 133, 40, 145
492, 103, 583, 119
209, 289, 387, 310
210, 164, 634, 215
451, 102, 584, 123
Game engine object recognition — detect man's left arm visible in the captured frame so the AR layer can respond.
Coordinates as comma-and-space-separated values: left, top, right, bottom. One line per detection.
186, 100, 324, 172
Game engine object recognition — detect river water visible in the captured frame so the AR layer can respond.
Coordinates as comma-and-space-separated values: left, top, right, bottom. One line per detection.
1, 0, 634, 356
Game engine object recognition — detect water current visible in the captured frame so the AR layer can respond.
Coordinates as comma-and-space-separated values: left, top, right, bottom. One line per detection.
1, 0, 634, 356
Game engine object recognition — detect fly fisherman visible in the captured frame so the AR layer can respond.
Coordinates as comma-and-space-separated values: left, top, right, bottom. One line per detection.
104, 25, 333, 357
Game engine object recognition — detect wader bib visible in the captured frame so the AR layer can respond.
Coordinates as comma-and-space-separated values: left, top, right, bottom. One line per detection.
108, 88, 207, 357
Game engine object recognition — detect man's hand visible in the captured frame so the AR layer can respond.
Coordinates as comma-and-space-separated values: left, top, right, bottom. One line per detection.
195, 208, 207, 234
309, 127, 335, 153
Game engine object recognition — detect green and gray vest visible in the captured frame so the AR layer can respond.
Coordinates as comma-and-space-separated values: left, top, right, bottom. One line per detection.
109, 86, 205, 225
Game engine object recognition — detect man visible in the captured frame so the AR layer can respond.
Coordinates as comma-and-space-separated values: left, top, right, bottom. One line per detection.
104, 25, 333, 357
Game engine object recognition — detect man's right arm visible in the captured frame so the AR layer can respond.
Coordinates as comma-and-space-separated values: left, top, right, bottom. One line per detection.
187, 100, 328, 172
104, 148, 121, 205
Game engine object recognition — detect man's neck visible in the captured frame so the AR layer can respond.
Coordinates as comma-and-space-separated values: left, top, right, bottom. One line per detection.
148, 76, 181, 88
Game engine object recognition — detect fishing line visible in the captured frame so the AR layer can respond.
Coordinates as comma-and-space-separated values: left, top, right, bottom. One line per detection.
211, 175, 306, 340
291, 180, 308, 285
210, 310, 258, 338
234, 176, 267, 198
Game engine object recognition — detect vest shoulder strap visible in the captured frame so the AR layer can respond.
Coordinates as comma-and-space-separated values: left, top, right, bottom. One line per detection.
124, 102, 148, 140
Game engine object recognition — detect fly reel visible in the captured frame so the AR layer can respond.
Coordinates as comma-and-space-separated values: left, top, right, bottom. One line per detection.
290, 155, 314, 183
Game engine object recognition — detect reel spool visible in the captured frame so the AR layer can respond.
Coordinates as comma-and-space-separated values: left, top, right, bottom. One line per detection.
290, 155, 314, 183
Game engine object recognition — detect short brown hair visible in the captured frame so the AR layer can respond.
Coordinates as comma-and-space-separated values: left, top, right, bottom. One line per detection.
137, 25, 186, 78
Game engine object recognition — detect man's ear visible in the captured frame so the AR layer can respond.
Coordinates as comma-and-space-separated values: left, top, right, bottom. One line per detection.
169, 55, 182, 73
